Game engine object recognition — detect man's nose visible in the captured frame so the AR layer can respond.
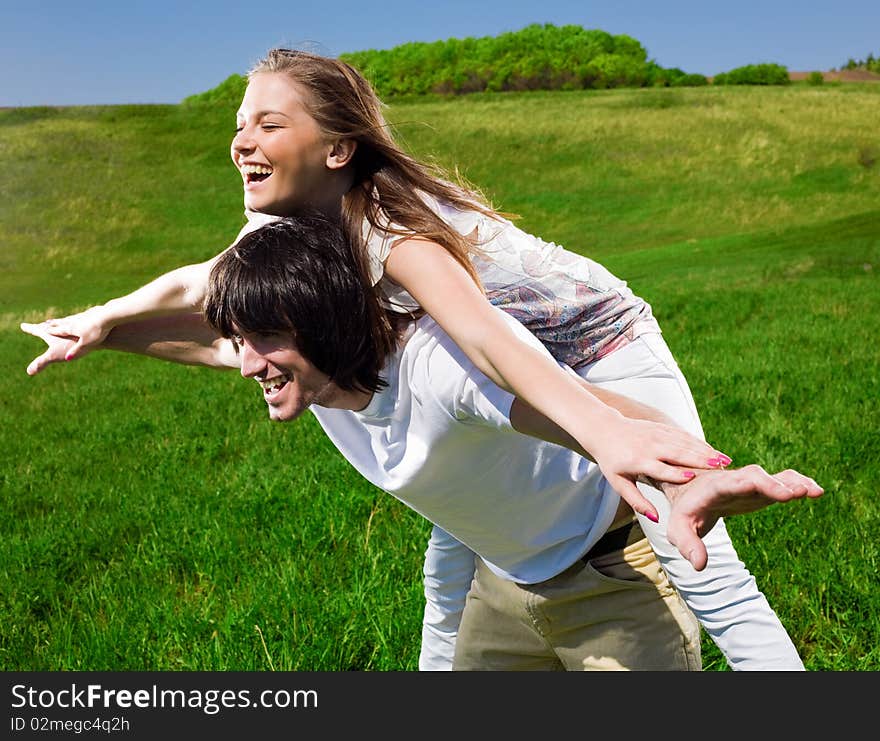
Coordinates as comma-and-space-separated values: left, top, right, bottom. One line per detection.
238, 342, 265, 379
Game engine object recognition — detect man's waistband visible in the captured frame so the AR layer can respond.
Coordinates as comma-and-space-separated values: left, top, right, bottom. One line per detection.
581, 519, 642, 563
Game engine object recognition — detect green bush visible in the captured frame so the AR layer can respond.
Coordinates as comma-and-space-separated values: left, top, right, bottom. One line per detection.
807, 71, 825, 86
646, 63, 682, 87
340, 23, 695, 97
675, 73, 709, 87
713, 63, 791, 86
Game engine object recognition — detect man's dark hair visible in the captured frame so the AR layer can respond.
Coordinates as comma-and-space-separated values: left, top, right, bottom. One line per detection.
204, 215, 401, 394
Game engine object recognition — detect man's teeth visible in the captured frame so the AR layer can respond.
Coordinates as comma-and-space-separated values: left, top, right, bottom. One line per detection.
259, 377, 287, 392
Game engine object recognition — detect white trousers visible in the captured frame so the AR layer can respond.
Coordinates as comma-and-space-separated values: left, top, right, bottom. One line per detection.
419, 332, 804, 671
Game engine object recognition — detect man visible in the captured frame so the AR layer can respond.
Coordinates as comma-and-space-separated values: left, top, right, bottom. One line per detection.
22, 216, 823, 670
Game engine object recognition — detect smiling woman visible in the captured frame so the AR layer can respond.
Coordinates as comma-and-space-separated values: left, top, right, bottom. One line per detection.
232, 71, 354, 217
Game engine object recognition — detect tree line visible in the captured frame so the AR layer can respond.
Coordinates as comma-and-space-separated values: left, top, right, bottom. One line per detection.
184, 24, 799, 106
338, 23, 712, 95
840, 53, 880, 74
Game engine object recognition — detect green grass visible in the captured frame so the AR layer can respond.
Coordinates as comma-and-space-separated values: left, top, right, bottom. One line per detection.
1, 83, 878, 671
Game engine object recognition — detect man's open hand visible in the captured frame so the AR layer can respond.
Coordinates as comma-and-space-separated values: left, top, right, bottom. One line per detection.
663, 465, 824, 571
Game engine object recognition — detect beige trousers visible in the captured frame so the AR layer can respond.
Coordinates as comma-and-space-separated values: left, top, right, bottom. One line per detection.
453, 524, 702, 671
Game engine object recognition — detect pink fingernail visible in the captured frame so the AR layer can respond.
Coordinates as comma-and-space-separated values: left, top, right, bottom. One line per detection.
708, 457, 725, 467
65, 354, 73, 361
683, 471, 696, 479
718, 454, 732, 465
645, 511, 659, 523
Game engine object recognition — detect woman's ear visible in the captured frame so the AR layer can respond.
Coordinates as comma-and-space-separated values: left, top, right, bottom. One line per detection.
326, 139, 357, 169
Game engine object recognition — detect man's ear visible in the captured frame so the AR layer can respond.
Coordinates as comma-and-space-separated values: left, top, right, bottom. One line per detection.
326, 138, 357, 170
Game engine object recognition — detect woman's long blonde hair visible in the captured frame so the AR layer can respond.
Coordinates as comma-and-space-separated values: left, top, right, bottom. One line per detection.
249, 48, 501, 292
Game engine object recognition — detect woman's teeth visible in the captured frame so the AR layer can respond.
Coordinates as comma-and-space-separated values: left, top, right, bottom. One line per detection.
242, 164, 273, 182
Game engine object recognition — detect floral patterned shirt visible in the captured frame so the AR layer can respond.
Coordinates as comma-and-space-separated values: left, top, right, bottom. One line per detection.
359, 193, 660, 369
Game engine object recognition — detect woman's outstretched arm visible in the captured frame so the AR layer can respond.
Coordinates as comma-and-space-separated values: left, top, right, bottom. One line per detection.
28, 258, 219, 373
385, 237, 731, 520
22, 312, 240, 372
24, 216, 278, 373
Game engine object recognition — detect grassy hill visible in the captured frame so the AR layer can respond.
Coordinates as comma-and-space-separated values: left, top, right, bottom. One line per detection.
2, 82, 878, 670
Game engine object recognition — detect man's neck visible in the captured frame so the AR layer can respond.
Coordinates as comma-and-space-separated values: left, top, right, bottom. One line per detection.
343, 388, 374, 412
314, 382, 373, 412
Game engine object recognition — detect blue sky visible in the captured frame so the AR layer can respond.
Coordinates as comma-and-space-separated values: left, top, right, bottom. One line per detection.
2, 0, 878, 107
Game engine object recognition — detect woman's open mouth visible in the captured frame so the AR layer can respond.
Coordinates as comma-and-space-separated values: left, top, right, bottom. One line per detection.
241, 163, 273, 187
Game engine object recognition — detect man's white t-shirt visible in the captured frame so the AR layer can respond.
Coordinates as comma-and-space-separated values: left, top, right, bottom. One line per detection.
310, 310, 620, 584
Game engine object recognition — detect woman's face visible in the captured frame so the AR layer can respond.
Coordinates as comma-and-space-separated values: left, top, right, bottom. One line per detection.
231, 72, 339, 216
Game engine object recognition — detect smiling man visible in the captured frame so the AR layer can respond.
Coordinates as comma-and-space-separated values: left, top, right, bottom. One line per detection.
22, 215, 823, 670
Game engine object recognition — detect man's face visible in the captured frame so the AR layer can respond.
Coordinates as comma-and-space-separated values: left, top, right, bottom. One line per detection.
234, 328, 338, 422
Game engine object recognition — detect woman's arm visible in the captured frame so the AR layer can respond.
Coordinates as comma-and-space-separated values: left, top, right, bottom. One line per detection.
22, 313, 240, 373
35, 259, 218, 368
385, 237, 728, 519
29, 215, 278, 370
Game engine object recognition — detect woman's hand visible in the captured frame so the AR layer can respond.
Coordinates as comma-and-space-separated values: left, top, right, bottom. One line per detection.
511, 395, 728, 523
39, 305, 114, 362
588, 414, 730, 522
20, 320, 84, 375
